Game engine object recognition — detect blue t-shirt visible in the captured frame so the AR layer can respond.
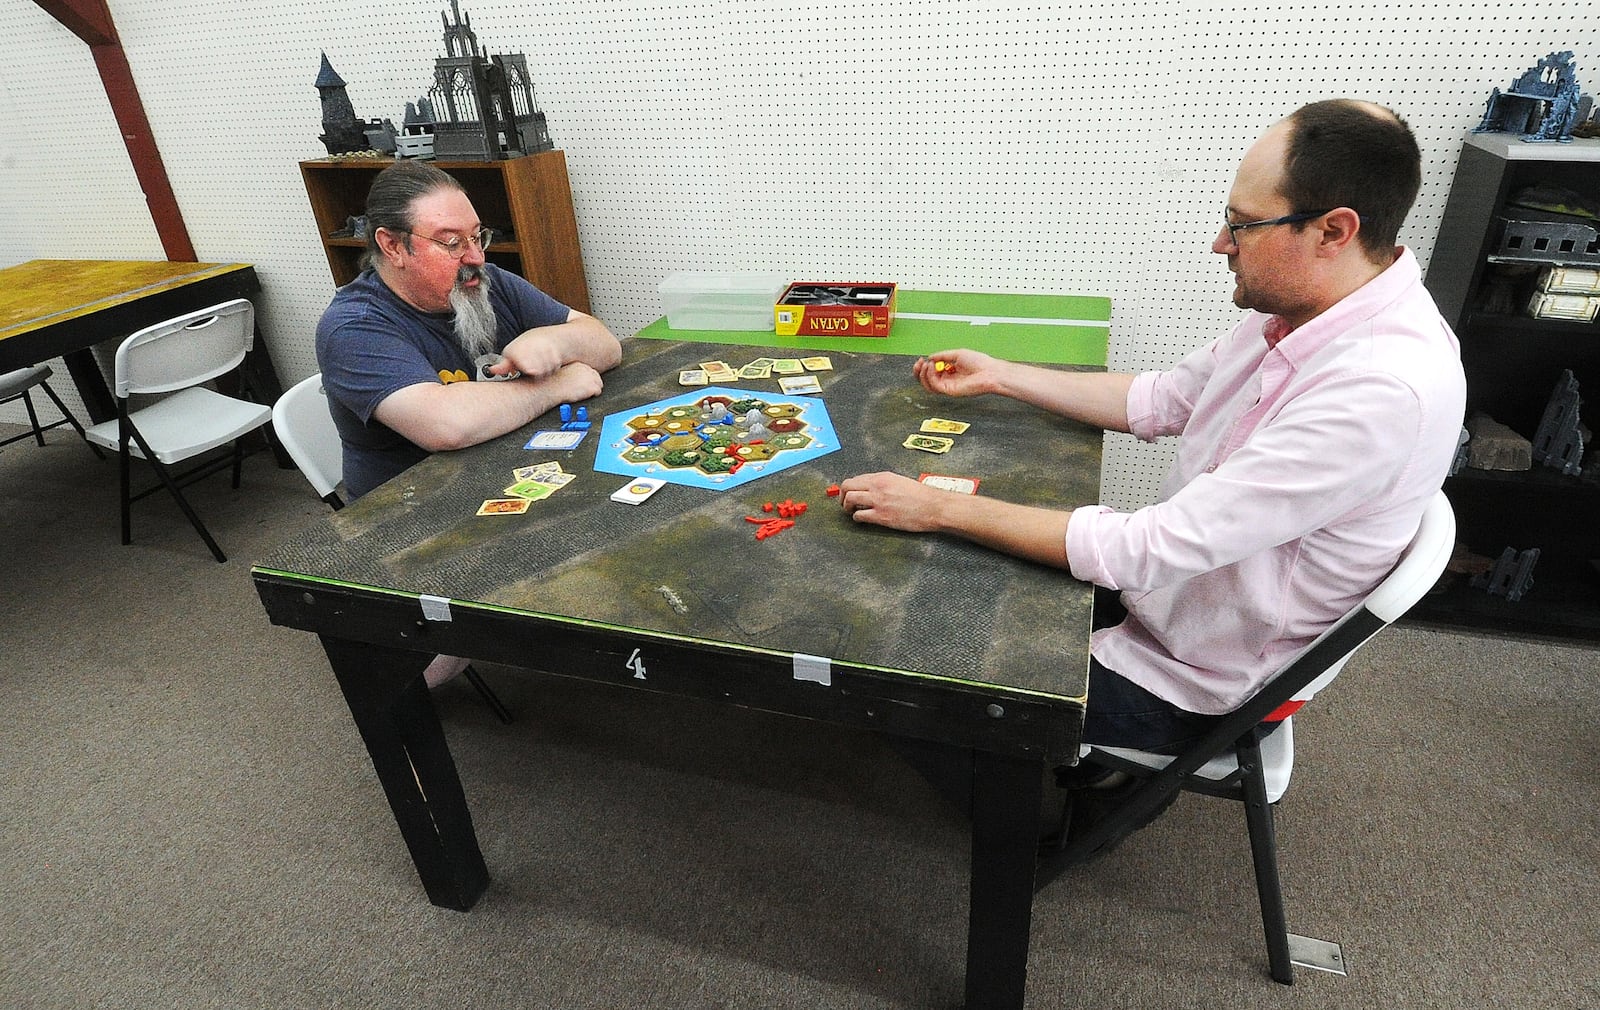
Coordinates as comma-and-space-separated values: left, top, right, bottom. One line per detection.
315, 264, 570, 499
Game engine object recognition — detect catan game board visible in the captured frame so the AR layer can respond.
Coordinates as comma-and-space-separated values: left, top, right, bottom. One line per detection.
593, 386, 840, 491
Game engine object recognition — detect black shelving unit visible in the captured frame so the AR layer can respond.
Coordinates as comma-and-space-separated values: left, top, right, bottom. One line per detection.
1416, 131, 1600, 640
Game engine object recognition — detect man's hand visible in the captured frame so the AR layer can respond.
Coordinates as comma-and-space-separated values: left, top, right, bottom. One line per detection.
836, 471, 951, 532
912, 349, 1004, 397
494, 331, 567, 380
540, 360, 604, 403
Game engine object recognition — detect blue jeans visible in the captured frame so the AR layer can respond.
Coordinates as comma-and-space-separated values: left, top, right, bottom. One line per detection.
1082, 588, 1281, 755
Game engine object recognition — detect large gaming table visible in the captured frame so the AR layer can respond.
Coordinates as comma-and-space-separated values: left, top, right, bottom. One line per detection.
252, 327, 1104, 1009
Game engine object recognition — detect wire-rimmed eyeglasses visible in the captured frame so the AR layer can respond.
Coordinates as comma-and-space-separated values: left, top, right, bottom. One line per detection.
396, 227, 494, 259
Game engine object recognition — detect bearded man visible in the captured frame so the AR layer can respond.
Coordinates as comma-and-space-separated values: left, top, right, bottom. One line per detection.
316, 160, 621, 502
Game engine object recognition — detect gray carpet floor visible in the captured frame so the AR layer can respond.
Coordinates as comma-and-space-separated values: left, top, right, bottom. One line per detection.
2, 426, 1596, 1009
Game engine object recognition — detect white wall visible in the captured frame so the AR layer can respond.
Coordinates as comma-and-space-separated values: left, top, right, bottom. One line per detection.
2, 0, 1593, 507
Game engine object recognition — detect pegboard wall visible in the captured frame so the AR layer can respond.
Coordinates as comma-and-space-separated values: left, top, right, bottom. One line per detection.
1, 1, 1593, 509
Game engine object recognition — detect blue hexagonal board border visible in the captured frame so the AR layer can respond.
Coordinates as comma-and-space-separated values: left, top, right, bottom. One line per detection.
593, 386, 840, 492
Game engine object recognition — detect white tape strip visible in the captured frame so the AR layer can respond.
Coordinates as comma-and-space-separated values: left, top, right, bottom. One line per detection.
793, 653, 832, 687
420, 595, 452, 622
895, 311, 1110, 328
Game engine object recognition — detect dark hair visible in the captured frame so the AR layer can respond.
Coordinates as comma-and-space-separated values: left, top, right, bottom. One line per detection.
1281, 99, 1422, 262
362, 161, 465, 268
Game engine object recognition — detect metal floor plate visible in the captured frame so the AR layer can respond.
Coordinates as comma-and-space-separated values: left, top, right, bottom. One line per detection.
1289, 933, 1347, 976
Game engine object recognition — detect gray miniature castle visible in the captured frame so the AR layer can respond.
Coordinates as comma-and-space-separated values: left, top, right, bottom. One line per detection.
315, 53, 397, 155
428, 1, 553, 160
1474, 51, 1595, 144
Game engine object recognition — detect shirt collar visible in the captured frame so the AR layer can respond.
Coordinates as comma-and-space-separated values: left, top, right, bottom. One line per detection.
1259, 247, 1420, 361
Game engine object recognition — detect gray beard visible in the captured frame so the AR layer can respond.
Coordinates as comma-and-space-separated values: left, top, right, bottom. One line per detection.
449, 269, 498, 363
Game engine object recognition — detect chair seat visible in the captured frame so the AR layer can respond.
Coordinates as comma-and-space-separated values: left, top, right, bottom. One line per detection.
0, 365, 52, 397
86, 387, 272, 463
1084, 717, 1296, 803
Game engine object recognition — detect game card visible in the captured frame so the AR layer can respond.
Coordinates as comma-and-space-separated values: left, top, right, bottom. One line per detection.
610, 478, 666, 504
678, 368, 709, 386
800, 356, 834, 371
700, 361, 738, 382
771, 358, 804, 374
513, 462, 564, 481
525, 430, 587, 450
903, 434, 954, 454
503, 480, 556, 501
738, 362, 773, 379
920, 417, 971, 435
779, 374, 823, 394
476, 498, 531, 516
918, 473, 980, 494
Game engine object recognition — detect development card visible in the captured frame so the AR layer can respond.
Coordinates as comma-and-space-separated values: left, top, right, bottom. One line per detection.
525, 429, 588, 450
919, 473, 980, 494
903, 434, 954, 454
920, 417, 971, 435
476, 498, 531, 515
779, 374, 823, 394
610, 477, 667, 504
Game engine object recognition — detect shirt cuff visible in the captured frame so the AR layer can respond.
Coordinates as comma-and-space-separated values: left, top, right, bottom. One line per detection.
1124, 370, 1163, 443
1066, 504, 1117, 587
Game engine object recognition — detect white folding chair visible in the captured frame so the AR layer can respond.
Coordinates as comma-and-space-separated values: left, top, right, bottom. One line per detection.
0, 364, 103, 458
84, 299, 273, 563
1037, 491, 1457, 984
271, 373, 346, 510
271, 371, 513, 724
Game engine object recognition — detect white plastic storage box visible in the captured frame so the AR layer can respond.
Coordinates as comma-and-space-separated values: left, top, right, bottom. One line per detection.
660, 272, 788, 330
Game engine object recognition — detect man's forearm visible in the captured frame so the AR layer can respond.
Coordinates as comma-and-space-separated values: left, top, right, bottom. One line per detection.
505, 312, 622, 376
935, 493, 1075, 569
997, 364, 1136, 434
375, 364, 602, 451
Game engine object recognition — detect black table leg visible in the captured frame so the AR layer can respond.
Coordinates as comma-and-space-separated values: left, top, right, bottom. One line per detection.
966, 750, 1043, 1010
320, 635, 490, 911
62, 348, 116, 424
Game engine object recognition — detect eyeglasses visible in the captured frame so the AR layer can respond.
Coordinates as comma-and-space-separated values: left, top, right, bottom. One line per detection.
395, 227, 494, 259
1222, 209, 1331, 248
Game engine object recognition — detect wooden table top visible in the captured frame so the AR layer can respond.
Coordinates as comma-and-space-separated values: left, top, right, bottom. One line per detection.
0, 260, 252, 338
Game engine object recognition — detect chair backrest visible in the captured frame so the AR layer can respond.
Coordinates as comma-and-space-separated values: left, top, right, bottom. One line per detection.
114, 299, 255, 397
1267, 490, 1457, 718
272, 372, 344, 506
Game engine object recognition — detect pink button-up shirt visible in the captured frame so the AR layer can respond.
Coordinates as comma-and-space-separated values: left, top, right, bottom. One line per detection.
1067, 248, 1465, 715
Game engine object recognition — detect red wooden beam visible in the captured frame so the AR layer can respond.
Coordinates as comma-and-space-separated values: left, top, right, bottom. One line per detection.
32, 0, 197, 262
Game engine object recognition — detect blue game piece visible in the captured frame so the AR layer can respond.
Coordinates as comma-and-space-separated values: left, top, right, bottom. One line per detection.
576, 406, 588, 422
559, 403, 573, 423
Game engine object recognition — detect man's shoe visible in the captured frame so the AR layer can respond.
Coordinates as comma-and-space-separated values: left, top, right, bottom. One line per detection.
1039, 775, 1180, 862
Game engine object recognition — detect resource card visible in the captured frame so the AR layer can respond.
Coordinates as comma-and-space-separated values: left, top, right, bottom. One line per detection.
903, 434, 954, 454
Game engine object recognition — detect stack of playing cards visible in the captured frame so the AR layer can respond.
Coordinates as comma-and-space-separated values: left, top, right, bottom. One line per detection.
476, 461, 577, 515
903, 417, 970, 455
681, 356, 834, 388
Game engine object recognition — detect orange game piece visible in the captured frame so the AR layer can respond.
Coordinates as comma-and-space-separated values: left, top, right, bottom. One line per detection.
826, 484, 841, 497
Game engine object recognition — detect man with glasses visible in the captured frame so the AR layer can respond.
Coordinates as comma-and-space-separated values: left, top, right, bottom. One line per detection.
317, 160, 621, 503
836, 99, 1465, 847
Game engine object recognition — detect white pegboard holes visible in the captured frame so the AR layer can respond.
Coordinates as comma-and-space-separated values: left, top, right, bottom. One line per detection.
1, 0, 1592, 450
